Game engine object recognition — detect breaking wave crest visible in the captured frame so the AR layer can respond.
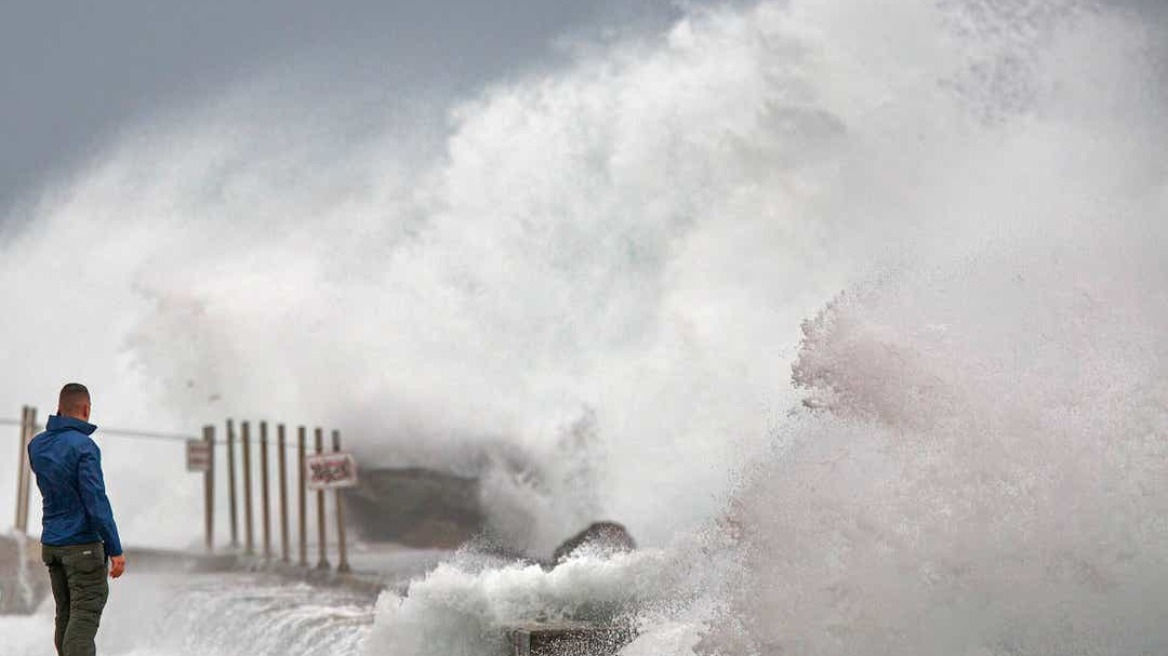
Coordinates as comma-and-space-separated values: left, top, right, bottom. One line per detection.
3, 0, 1168, 654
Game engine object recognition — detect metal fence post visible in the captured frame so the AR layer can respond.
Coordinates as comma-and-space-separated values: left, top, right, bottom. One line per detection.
278, 424, 290, 563
314, 427, 329, 570
203, 425, 215, 552
226, 419, 239, 548
242, 421, 254, 556
260, 421, 271, 560
332, 430, 351, 574
298, 426, 307, 568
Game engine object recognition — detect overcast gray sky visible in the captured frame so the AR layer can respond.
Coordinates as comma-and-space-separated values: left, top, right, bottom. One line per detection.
0, 0, 684, 216
4, 0, 1165, 220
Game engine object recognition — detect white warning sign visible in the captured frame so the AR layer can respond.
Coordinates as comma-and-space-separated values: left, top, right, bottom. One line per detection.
305, 452, 358, 490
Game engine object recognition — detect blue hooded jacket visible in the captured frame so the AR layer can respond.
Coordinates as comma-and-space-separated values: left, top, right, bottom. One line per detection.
28, 415, 123, 557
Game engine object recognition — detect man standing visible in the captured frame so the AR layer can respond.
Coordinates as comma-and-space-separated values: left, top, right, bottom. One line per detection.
28, 383, 126, 656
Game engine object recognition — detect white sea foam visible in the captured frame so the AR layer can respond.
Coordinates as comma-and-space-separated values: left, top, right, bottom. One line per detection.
362, 540, 737, 656
1, 573, 372, 656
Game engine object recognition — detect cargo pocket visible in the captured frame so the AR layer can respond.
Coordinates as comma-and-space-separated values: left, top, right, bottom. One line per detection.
64, 544, 109, 616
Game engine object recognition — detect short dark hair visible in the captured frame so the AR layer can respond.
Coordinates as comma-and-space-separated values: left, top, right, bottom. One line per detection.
58, 383, 90, 413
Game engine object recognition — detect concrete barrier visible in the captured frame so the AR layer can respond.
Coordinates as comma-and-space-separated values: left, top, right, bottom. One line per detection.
507, 621, 636, 656
0, 533, 48, 615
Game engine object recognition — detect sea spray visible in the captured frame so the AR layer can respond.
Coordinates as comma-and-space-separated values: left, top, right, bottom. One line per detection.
4, 0, 889, 548
107, 575, 372, 656
714, 237, 1168, 653
1, 573, 374, 656
363, 540, 739, 656
0, 0, 1166, 652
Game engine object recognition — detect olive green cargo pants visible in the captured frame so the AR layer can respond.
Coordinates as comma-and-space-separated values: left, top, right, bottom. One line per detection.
41, 542, 108, 656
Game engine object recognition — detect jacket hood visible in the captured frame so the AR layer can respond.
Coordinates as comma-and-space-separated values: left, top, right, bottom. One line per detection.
45, 414, 98, 436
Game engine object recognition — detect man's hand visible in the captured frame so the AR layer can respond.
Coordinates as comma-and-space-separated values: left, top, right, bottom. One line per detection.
109, 555, 126, 579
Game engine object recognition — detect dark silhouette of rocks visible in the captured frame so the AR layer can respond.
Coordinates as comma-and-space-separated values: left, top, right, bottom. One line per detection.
343, 467, 487, 549
552, 522, 636, 563
341, 467, 638, 571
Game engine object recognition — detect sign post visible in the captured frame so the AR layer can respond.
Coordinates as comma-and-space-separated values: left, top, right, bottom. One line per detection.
331, 431, 351, 573
306, 441, 357, 574
313, 428, 328, 570
201, 426, 215, 551
188, 433, 215, 552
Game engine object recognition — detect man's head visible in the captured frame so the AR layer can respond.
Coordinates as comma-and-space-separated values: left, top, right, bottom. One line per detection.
58, 383, 91, 421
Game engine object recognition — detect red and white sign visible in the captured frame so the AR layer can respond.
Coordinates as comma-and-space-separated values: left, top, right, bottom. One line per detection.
186, 439, 212, 472
306, 452, 358, 490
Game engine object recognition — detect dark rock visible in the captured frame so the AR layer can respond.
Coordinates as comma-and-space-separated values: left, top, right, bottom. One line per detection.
552, 522, 636, 563
342, 467, 486, 549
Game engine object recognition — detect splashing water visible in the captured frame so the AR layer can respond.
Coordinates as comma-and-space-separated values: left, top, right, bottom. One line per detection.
717, 247, 1168, 654
3, 0, 1168, 653
2, 574, 373, 656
